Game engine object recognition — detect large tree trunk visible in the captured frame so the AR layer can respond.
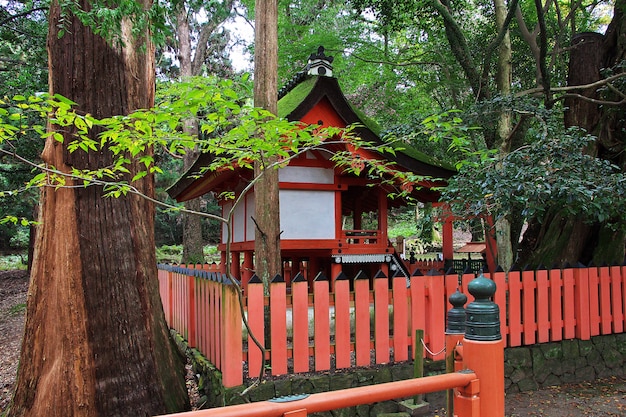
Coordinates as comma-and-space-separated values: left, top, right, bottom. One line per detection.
8, 1, 190, 416
177, 6, 205, 264
520, 7, 626, 267
253, 0, 281, 284
493, 0, 515, 271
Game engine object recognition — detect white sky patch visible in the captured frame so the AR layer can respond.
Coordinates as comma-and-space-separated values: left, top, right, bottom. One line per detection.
224, 12, 254, 73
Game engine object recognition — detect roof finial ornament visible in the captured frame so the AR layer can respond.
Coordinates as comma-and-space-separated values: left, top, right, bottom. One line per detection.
307, 46, 334, 77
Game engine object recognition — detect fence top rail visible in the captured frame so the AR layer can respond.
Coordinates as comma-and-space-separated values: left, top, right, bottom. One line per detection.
155, 371, 477, 417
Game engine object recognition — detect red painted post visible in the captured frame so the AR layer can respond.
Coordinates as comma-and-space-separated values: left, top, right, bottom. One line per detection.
610, 265, 624, 333
221, 275, 243, 387
522, 268, 537, 345
454, 376, 481, 417
445, 288, 467, 416
536, 267, 549, 343
599, 266, 612, 334
334, 272, 352, 369
392, 272, 409, 362
313, 273, 331, 371
354, 270, 371, 367
374, 270, 390, 364
574, 266, 591, 340
409, 271, 426, 359
270, 275, 288, 376
588, 265, 601, 336
246, 275, 265, 379
291, 272, 310, 373
442, 217, 454, 261
490, 269, 508, 345
549, 267, 564, 342
508, 268, 522, 346
563, 267, 576, 339
462, 273, 505, 417
425, 272, 445, 360
167, 269, 174, 326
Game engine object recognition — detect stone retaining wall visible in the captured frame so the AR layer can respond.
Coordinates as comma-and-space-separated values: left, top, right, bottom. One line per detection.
505, 333, 626, 393
175, 332, 626, 416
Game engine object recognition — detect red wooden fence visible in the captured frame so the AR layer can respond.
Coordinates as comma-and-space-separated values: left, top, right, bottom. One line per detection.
157, 263, 626, 387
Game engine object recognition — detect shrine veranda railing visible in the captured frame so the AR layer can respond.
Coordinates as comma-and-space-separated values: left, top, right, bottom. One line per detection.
157, 263, 626, 387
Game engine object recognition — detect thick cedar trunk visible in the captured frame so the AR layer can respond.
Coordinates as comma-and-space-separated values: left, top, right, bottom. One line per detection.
177, 6, 205, 264
8, 1, 190, 416
253, 0, 281, 283
520, 8, 626, 266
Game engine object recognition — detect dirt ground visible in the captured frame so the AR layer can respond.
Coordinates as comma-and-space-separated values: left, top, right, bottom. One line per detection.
1, 270, 625, 416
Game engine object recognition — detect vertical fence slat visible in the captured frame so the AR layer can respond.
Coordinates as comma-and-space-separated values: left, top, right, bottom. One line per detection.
508, 269, 522, 347
210, 276, 218, 366
334, 276, 352, 369
549, 268, 564, 342
599, 266, 613, 335
562, 267, 576, 339
270, 278, 288, 376
574, 267, 591, 340
536, 268, 549, 343
410, 275, 426, 359
374, 272, 390, 364
491, 270, 508, 345
392, 274, 409, 362
622, 264, 626, 332
522, 269, 537, 345
313, 276, 331, 371
611, 265, 625, 334
354, 274, 371, 366
588, 266, 601, 336
425, 274, 445, 361
196, 275, 203, 353
221, 279, 243, 387
246, 279, 265, 379
292, 277, 310, 374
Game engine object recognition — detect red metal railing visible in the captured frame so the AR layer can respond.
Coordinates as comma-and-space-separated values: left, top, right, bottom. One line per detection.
157, 264, 626, 388
157, 370, 480, 417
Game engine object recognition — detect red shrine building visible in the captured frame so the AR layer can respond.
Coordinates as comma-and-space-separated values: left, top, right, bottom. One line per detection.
168, 47, 491, 287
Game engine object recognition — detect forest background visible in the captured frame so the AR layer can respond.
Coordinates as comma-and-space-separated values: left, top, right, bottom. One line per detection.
0, 0, 624, 416
0, 0, 623, 271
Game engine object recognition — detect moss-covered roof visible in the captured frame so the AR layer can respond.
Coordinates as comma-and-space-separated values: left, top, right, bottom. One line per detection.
278, 76, 318, 118
277, 74, 456, 177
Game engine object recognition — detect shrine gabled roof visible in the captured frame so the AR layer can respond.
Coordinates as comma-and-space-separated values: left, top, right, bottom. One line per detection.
276, 72, 455, 179
167, 48, 456, 202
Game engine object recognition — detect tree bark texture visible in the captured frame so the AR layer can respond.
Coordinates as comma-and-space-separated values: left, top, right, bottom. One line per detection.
521, 7, 626, 267
253, 0, 281, 283
177, 6, 205, 264
8, 1, 190, 416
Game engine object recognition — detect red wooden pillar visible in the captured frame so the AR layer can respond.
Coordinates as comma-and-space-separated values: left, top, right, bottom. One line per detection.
220, 250, 227, 273
442, 216, 454, 262
241, 251, 254, 293
462, 274, 505, 417
378, 188, 387, 243
231, 251, 241, 281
